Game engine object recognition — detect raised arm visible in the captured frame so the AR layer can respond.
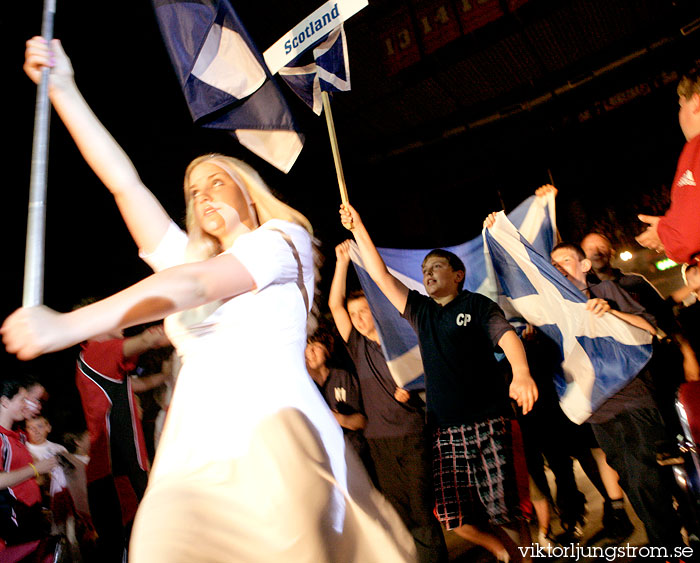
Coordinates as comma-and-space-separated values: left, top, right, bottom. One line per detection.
24, 37, 171, 253
2, 253, 256, 360
340, 204, 409, 314
328, 241, 354, 342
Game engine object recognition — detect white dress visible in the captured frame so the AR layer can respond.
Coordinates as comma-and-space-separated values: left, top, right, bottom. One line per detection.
129, 219, 415, 563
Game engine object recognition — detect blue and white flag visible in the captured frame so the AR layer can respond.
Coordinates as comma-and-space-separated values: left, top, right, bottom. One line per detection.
349, 193, 559, 391
278, 25, 351, 115
484, 211, 653, 423
152, 0, 303, 173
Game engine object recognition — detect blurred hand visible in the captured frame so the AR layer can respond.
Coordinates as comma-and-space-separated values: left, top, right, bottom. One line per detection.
521, 323, 536, 341
2, 306, 76, 361
394, 388, 410, 403
335, 240, 352, 265
509, 374, 538, 415
635, 215, 665, 253
483, 212, 499, 229
35, 456, 58, 475
586, 298, 611, 317
535, 184, 557, 198
142, 325, 170, 348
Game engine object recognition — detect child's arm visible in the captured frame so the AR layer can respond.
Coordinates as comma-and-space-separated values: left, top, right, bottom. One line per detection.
586, 298, 656, 334
123, 325, 171, 358
0, 457, 57, 490
332, 411, 367, 431
497, 330, 538, 414
340, 204, 409, 314
328, 241, 354, 343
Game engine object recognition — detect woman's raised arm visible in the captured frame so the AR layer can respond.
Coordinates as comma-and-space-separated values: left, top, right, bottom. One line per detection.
24, 37, 171, 253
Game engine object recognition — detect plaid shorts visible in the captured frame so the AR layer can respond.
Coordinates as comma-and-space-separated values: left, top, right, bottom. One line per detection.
432, 417, 522, 529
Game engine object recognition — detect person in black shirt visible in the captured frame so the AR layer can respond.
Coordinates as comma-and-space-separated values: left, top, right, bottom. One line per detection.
305, 329, 374, 478
339, 204, 537, 562
329, 242, 448, 563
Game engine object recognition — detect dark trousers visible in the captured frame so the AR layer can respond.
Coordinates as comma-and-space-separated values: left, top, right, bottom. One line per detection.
591, 406, 682, 548
368, 434, 448, 563
88, 477, 128, 563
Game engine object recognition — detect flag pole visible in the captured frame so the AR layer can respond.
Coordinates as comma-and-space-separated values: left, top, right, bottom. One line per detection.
321, 91, 349, 205
23, 0, 56, 307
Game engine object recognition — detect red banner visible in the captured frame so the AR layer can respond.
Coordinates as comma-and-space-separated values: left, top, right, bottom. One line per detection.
414, 0, 461, 55
380, 6, 421, 75
378, 0, 531, 74
455, 0, 503, 34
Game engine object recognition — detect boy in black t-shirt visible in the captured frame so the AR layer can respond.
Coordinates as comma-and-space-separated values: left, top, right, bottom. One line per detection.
340, 204, 537, 562
305, 330, 374, 476
329, 241, 448, 563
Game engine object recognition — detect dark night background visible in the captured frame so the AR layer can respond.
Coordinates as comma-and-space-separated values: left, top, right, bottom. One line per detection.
2, 0, 700, 430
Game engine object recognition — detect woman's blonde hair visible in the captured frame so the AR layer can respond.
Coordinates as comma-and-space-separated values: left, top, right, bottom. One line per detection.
182, 154, 313, 260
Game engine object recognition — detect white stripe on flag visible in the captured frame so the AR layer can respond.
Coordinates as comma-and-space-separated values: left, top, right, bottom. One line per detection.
386, 345, 424, 387
192, 24, 266, 99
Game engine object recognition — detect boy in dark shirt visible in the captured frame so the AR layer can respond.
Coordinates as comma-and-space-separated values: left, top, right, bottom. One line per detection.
340, 204, 537, 561
329, 241, 447, 563
305, 329, 373, 475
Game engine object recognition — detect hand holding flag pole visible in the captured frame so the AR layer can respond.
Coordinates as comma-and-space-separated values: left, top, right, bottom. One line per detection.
24, 0, 56, 307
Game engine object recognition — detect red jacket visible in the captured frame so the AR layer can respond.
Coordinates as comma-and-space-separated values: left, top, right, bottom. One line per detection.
658, 134, 700, 264
0, 426, 41, 507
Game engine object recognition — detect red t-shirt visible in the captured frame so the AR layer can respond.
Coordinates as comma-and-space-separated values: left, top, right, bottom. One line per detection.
658, 134, 700, 264
75, 339, 140, 483
0, 426, 41, 507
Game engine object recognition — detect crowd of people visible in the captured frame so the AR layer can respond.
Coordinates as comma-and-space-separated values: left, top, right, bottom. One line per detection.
2, 33, 700, 563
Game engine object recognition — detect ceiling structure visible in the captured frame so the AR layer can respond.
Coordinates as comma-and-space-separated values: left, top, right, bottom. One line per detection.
330, 0, 700, 159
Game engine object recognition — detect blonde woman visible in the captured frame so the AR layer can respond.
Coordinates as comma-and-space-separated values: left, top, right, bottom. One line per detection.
3, 37, 415, 562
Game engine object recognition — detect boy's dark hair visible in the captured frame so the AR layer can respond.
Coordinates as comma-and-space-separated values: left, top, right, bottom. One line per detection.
345, 289, 367, 309
307, 328, 335, 360
23, 374, 43, 393
423, 249, 466, 291
0, 377, 27, 400
551, 242, 587, 261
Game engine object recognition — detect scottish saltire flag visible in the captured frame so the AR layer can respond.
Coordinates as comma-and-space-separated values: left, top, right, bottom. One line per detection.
349, 192, 559, 391
278, 25, 351, 115
152, 0, 303, 173
484, 212, 653, 423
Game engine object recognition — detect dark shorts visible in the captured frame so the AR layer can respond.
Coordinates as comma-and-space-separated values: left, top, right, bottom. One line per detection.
432, 417, 522, 529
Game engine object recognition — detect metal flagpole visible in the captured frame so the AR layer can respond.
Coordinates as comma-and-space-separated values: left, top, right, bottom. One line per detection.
321, 91, 349, 205
23, 0, 57, 307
